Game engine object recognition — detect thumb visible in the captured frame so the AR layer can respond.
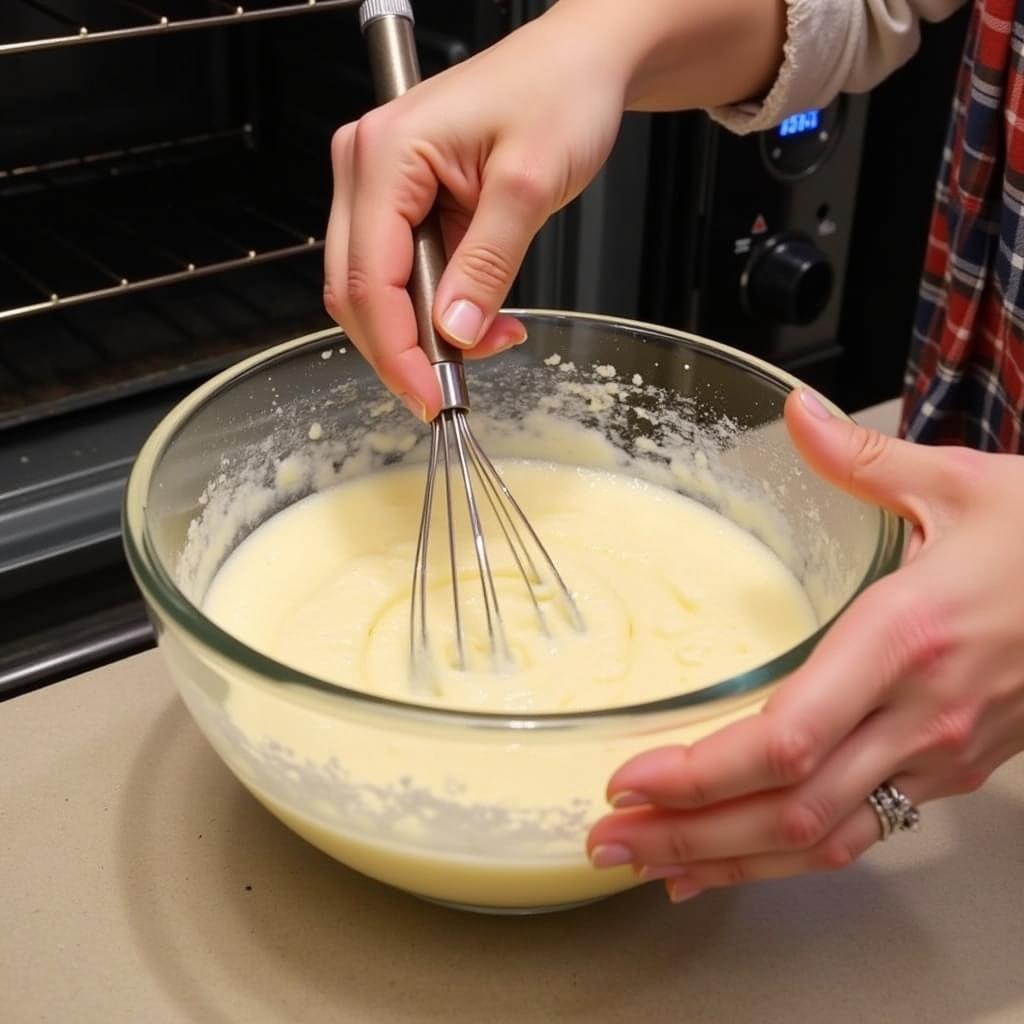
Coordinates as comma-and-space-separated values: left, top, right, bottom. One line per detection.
784, 388, 954, 523
433, 159, 554, 349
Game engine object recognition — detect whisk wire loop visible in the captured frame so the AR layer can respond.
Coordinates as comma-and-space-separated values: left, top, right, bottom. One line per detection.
409, 420, 439, 668
463, 427, 586, 633
439, 415, 465, 670
450, 411, 510, 665
461, 428, 549, 637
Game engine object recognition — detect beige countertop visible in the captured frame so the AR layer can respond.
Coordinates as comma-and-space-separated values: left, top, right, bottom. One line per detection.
5, 397, 1022, 1023
4, 648, 1024, 1023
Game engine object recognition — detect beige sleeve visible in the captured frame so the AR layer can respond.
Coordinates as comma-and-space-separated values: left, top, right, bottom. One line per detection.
710, 0, 968, 133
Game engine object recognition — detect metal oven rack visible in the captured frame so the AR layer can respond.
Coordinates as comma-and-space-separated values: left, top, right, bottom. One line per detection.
0, 1, 363, 409
0, 127, 334, 425
2, 0, 359, 55
0, 128, 328, 323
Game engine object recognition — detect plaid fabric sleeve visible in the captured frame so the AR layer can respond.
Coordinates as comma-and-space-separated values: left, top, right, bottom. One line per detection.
902, 0, 1024, 452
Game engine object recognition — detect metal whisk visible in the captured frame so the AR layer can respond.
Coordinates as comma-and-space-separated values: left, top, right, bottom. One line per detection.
359, 0, 584, 673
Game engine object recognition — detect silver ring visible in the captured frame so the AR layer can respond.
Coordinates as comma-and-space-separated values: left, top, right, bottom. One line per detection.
867, 782, 921, 841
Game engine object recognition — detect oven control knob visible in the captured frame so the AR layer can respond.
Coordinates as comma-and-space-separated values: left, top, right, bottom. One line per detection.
743, 233, 833, 325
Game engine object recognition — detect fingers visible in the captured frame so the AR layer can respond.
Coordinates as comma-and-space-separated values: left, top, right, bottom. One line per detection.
341, 113, 447, 417
462, 314, 529, 358
604, 561, 943, 813
590, 705, 912, 867
323, 124, 438, 419
784, 388, 975, 527
433, 151, 554, 348
663, 773, 924, 900
323, 125, 355, 337
658, 799, 881, 900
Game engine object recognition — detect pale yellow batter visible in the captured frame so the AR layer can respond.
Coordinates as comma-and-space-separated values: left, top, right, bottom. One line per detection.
205, 459, 815, 712
200, 458, 817, 909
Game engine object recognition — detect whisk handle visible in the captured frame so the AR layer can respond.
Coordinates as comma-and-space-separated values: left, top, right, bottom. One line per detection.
359, 1, 466, 388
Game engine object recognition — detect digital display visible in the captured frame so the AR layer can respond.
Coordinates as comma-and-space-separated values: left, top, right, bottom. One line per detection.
778, 109, 821, 138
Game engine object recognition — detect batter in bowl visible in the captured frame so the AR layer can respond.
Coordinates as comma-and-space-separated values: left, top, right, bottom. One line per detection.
205, 459, 816, 712
200, 458, 817, 909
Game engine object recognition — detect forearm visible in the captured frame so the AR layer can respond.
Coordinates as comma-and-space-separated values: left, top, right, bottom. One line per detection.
545, 0, 787, 113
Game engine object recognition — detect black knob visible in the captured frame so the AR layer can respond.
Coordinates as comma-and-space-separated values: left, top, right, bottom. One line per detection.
743, 233, 833, 325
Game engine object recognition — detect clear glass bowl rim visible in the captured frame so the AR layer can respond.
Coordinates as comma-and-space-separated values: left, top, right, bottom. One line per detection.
122, 309, 905, 733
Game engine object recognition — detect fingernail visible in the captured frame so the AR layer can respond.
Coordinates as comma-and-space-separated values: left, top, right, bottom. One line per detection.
638, 865, 689, 882
492, 329, 527, 355
799, 388, 832, 421
399, 393, 428, 422
441, 299, 484, 347
610, 790, 649, 809
590, 843, 634, 869
667, 879, 703, 904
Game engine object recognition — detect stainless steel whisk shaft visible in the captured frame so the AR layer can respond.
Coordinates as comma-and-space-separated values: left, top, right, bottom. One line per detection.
359, 0, 583, 674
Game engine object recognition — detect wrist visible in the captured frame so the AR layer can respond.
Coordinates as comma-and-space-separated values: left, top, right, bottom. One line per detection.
534, 0, 640, 108
541, 0, 786, 113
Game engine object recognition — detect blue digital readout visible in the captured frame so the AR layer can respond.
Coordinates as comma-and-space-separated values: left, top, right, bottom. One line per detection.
778, 109, 821, 138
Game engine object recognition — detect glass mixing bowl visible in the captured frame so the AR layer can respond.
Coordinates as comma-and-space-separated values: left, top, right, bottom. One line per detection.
123, 311, 904, 914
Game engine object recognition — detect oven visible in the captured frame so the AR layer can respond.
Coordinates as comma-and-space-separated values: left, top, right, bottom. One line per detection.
0, 1, 965, 697
0, 0, 513, 696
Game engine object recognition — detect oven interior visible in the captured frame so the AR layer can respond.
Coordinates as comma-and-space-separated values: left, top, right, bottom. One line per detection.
0, 1, 510, 696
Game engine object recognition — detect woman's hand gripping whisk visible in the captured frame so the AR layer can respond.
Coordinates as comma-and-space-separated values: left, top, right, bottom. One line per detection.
358, 0, 584, 681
